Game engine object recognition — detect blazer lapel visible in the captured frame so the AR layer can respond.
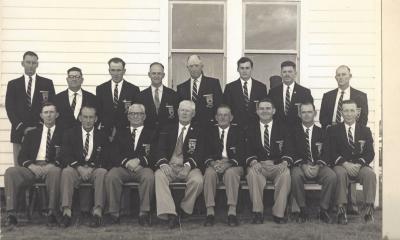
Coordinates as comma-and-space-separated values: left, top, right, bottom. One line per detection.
32, 127, 43, 159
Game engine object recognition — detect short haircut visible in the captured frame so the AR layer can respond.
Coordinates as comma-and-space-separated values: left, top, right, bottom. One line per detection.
281, 60, 296, 70
216, 104, 232, 113
108, 57, 126, 68
342, 99, 358, 108
149, 62, 164, 70
300, 102, 316, 111
237, 57, 253, 68
257, 98, 275, 109
179, 100, 196, 112
79, 104, 97, 116
128, 103, 146, 113
336, 65, 351, 73
41, 101, 57, 112
67, 67, 83, 76
23, 51, 38, 60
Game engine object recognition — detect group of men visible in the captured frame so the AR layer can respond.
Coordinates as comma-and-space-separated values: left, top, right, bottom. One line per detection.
3, 51, 376, 229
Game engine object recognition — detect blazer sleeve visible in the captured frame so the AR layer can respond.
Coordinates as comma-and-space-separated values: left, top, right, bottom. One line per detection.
17, 131, 34, 167
357, 127, 375, 165
155, 128, 170, 168
213, 79, 223, 109
358, 93, 369, 127
48, 80, 56, 102
5, 81, 23, 129
319, 93, 329, 129
61, 130, 79, 168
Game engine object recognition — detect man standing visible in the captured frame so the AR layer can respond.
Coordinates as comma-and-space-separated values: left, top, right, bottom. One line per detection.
4, 102, 62, 227
290, 102, 337, 223
105, 104, 155, 226
245, 98, 293, 224
136, 62, 179, 130
6, 51, 55, 165
54, 67, 97, 131
268, 61, 313, 126
59, 105, 109, 228
96, 57, 140, 141
319, 65, 368, 129
328, 100, 376, 224
223, 57, 268, 130
203, 105, 245, 227
154, 100, 204, 229
177, 55, 223, 128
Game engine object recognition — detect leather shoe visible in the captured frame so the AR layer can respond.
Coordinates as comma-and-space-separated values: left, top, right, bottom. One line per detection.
139, 214, 151, 226
60, 215, 72, 228
168, 215, 179, 229
5, 215, 17, 227
47, 214, 58, 227
89, 215, 103, 228
364, 204, 374, 223
251, 212, 263, 224
204, 215, 215, 227
178, 208, 190, 219
227, 215, 239, 226
273, 215, 286, 224
299, 207, 310, 223
347, 205, 360, 215
109, 215, 120, 224
337, 207, 348, 225
319, 209, 332, 223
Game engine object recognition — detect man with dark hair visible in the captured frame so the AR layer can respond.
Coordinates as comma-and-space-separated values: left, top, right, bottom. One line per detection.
290, 102, 337, 223
223, 57, 268, 130
96, 57, 140, 141
136, 62, 179, 131
4, 102, 62, 227
268, 60, 313, 126
245, 98, 293, 224
59, 105, 109, 228
54, 67, 98, 131
6, 51, 56, 165
105, 104, 156, 226
177, 55, 223, 128
327, 99, 376, 224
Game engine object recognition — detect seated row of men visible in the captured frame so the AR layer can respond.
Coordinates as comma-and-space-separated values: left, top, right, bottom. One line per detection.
4, 98, 376, 229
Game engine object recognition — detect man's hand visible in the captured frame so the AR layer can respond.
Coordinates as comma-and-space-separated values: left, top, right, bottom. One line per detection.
342, 162, 360, 177
40, 163, 56, 178
217, 159, 232, 173
160, 164, 173, 178
250, 160, 262, 174
126, 158, 140, 172
28, 164, 44, 178
278, 160, 288, 174
177, 164, 191, 179
24, 126, 37, 135
302, 164, 319, 178
77, 166, 92, 181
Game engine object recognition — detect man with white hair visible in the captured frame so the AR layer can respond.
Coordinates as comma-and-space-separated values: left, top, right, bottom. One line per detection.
177, 55, 223, 128
154, 100, 205, 229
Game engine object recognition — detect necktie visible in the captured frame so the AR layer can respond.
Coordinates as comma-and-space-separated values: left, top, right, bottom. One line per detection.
243, 81, 250, 108
27, 76, 33, 107
336, 91, 345, 123
71, 92, 77, 112
45, 127, 51, 161
154, 87, 160, 114
192, 79, 198, 102
113, 83, 119, 109
348, 127, 355, 149
219, 129, 225, 154
263, 124, 270, 156
305, 128, 313, 161
131, 128, 137, 150
284, 86, 291, 115
175, 126, 186, 156
83, 132, 90, 160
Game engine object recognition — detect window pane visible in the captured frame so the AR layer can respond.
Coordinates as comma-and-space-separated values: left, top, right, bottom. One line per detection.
245, 4, 297, 50
170, 53, 224, 89
244, 53, 297, 90
172, 4, 224, 49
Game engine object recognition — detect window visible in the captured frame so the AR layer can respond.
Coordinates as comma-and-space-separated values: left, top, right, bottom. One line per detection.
169, 1, 226, 88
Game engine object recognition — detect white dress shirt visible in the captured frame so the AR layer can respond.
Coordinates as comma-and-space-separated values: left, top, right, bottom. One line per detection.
24, 73, 37, 103
130, 125, 144, 150
282, 82, 295, 107
260, 120, 273, 146
151, 84, 164, 102
82, 127, 94, 161
36, 125, 56, 161
332, 86, 351, 123
240, 78, 253, 97
190, 75, 202, 99
111, 80, 124, 100
68, 89, 82, 119
344, 122, 356, 144
219, 126, 230, 158
178, 122, 190, 142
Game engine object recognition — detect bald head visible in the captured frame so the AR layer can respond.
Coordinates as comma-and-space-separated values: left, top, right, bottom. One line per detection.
186, 55, 203, 79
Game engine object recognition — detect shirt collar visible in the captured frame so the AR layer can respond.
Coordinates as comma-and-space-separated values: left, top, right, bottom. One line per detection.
68, 88, 82, 97
43, 124, 56, 132
82, 127, 94, 135
151, 84, 163, 92
191, 74, 202, 83
260, 120, 273, 128
345, 122, 356, 130
130, 125, 144, 133
24, 73, 36, 81
302, 124, 314, 132
240, 78, 252, 85
218, 126, 230, 133
112, 79, 124, 86
283, 81, 295, 89
338, 86, 350, 94
179, 122, 190, 131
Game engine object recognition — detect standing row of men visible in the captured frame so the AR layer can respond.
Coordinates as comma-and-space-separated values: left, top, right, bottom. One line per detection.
3, 51, 375, 229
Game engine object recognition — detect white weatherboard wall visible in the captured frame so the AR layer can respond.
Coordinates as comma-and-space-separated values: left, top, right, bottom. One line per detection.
300, 0, 381, 205
0, 0, 167, 186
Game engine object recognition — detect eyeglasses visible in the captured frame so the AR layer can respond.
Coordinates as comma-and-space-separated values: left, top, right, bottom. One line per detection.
128, 112, 145, 116
68, 75, 81, 79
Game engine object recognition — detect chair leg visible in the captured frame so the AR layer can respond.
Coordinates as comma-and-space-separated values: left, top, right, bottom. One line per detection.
29, 187, 38, 219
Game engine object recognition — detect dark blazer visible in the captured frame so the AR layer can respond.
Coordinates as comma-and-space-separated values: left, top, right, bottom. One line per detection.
96, 80, 140, 137
291, 124, 329, 166
327, 123, 374, 166
268, 83, 314, 126
18, 124, 63, 167
5, 75, 55, 143
246, 121, 293, 166
155, 123, 204, 170
61, 126, 108, 168
54, 89, 98, 131
177, 75, 223, 128
204, 124, 246, 167
319, 87, 368, 129
136, 86, 179, 130
223, 79, 268, 129
111, 126, 157, 169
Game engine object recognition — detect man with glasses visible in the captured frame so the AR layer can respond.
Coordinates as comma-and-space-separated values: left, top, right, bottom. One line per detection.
105, 104, 156, 226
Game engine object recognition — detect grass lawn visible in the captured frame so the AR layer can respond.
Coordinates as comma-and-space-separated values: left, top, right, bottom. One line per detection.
0, 210, 381, 240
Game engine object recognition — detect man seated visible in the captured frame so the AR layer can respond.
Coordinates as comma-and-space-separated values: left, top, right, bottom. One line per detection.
203, 104, 246, 227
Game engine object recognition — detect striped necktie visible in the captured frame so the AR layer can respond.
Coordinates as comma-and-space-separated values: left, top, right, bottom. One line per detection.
27, 76, 33, 107
284, 86, 291, 115
263, 124, 270, 156
45, 127, 52, 161
348, 126, 355, 149
192, 79, 198, 102
305, 128, 313, 162
131, 128, 137, 150
243, 81, 250, 108
154, 87, 160, 114
71, 92, 77, 112
113, 83, 119, 109
219, 129, 225, 154
83, 132, 90, 160
336, 91, 345, 123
